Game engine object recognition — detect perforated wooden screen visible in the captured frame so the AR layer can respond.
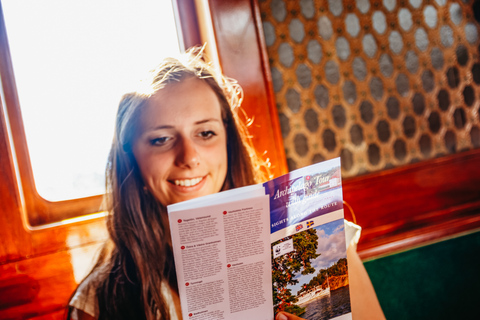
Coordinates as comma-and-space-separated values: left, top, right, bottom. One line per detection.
259, 0, 480, 177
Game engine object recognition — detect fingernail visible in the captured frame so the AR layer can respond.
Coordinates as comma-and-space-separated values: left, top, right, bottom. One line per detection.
277, 313, 288, 320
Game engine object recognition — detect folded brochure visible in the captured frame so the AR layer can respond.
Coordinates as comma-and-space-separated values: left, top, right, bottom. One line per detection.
168, 157, 352, 320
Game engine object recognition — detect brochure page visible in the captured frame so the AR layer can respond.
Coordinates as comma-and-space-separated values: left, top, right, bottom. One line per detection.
265, 158, 352, 320
169, 195, 274, 320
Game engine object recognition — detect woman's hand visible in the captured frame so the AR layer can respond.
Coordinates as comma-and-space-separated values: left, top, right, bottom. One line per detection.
275, 311, 307, 320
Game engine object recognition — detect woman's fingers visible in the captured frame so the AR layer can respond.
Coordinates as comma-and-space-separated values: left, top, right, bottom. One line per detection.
275, 311, 306, 320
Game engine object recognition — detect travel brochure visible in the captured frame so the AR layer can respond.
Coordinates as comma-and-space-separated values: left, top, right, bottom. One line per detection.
168, 158, 352, 320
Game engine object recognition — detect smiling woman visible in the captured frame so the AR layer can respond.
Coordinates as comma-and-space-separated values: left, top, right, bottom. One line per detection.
67, 47, 266, 320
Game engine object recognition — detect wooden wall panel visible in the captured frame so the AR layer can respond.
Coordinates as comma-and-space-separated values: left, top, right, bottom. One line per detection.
173, 0, 201, 51
343, 149, 480, 259
0, 91, 30, 263
27, 218, 107, 258
0, 242, 103, 319
0, 251, 77, 318
29, 310, 67, 320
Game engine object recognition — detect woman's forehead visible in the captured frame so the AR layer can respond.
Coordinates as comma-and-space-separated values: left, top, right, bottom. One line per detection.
139, 78, 224, 129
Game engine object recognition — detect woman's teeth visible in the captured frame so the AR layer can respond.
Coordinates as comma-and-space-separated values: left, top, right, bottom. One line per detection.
174, 177, 203, 187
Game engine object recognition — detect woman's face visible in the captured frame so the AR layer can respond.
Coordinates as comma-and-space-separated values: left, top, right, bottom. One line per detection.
132, 77, 228, 207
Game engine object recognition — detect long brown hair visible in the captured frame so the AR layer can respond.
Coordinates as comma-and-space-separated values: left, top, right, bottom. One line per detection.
68, 48, 266, 320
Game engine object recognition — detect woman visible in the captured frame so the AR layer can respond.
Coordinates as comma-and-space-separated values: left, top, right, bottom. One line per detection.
68, 48, 384, 320
68, 48, 278, 320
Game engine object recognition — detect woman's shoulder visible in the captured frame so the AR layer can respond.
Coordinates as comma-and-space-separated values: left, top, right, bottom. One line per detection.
69, 263, 109, 319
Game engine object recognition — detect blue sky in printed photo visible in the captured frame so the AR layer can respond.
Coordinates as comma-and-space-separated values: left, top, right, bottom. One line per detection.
288, 219, 346, 294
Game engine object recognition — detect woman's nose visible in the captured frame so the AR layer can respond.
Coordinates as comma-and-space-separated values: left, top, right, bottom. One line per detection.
175, 138, 200, 168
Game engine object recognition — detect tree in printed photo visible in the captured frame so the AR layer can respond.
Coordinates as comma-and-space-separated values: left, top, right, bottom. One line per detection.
271, 228, 319, 315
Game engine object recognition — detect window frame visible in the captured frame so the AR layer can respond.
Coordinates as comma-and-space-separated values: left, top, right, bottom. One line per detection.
0, 3, 105, 226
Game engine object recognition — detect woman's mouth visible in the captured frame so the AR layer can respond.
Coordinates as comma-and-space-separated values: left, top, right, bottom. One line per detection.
173, 177, 203, 187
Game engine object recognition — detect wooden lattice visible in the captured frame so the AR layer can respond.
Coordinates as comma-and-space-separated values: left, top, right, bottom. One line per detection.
259, 0, 480, 177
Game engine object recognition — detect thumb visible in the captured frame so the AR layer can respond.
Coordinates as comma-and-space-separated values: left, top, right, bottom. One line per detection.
275, 311, 305, 320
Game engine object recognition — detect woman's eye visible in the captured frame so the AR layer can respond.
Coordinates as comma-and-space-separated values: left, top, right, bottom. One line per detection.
150, 137, 170, 146
199, 131, 216, 139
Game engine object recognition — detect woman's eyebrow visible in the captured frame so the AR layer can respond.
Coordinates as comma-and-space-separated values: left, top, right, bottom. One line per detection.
151, 125, 174, 131
195, 118, 222, 125
150, 119, 221, 131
